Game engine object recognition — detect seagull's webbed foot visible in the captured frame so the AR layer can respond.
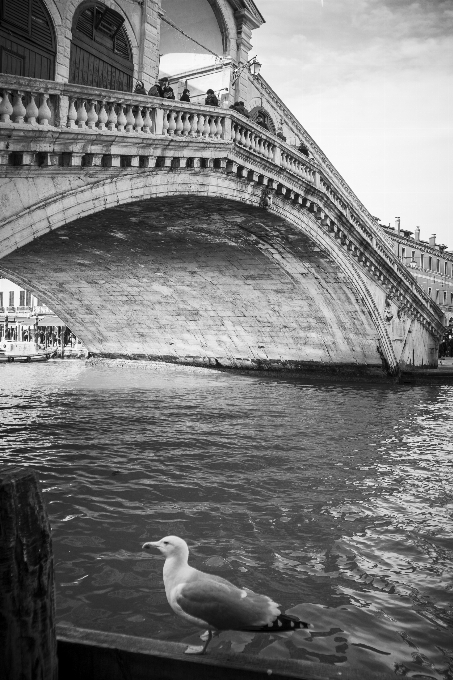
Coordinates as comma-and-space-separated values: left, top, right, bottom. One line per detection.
184, 645, 207, 655
185, 630, 213, 655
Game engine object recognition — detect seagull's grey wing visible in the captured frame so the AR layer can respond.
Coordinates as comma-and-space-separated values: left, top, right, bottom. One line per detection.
175, 579, 280, 631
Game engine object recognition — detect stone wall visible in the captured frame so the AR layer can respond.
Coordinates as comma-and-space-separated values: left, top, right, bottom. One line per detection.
0, 195, 383, 371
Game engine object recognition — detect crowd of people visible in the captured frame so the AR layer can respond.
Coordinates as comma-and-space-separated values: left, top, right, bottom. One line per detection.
132, 78, 311, 156
439, 325, 453, 358
0, 324, 80, 350
134, 77, 220, 106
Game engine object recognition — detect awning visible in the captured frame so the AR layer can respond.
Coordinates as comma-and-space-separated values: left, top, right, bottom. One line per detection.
16, 317, 37, 326
37, 316, 66, 327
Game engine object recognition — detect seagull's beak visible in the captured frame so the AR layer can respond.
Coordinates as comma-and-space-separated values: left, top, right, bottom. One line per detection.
142, 541, 161, 550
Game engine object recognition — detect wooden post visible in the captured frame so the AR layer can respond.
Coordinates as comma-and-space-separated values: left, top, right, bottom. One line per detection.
0, 466, 58, 680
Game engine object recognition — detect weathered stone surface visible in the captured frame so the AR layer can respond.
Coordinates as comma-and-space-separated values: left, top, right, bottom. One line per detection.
0, 196, 383, 369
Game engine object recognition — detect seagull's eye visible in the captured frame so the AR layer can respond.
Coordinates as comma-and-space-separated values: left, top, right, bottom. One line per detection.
163, 541, 169, 545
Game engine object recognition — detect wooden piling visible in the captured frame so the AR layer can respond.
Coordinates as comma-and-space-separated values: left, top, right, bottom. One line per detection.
0, 466, 58, 680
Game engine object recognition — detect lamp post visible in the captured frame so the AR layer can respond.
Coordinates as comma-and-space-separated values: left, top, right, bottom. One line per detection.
232, 55, 262, 87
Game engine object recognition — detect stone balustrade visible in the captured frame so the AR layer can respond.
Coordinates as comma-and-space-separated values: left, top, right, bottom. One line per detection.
0, 77, 230, 141
0, 87, 56, 126
65, 88, 228, 140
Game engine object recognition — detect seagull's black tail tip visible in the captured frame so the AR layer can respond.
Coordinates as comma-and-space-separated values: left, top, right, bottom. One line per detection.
248, 614, 310, 633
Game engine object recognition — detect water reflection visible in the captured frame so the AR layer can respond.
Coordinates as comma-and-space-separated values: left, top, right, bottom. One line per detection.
0, 362, 452, 678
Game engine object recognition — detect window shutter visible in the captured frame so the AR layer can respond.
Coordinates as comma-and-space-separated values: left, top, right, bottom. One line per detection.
31, 0, 54, 50
114, 26, 131, 60
95, 6, 124, 38
1, 0, 31, 34
76, 7, 95, 40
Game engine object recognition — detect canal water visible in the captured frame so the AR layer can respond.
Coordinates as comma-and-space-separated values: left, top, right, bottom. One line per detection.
0, 361, 452, 678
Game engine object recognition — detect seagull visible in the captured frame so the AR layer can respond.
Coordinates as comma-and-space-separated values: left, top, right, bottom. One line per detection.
142, 535, 310, 654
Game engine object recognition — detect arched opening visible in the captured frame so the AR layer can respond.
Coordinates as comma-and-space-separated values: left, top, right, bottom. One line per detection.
159, 0, 230, 102
0, 274, 85, 356
0, 0, 56, 79
69, 1, 133, 92
249, 106, 276, 135
0, 194, 383, 367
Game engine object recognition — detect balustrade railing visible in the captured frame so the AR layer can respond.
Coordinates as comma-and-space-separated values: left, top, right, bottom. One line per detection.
0, 88, 56, 126
0, 76, 229, 141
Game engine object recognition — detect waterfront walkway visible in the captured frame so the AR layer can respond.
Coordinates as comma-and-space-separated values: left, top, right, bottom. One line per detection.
401, 356, 453, 384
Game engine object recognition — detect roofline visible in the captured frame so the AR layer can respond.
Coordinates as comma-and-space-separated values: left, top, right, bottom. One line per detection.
227, 0, 265, 26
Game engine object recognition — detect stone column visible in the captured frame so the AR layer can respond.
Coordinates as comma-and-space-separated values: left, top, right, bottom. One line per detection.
141, 0, 164, 86
234, 9, 263, 103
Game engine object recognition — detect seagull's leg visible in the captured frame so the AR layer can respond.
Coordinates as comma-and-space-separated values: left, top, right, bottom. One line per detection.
200, 629, 219, 641
185, 630, 213, 655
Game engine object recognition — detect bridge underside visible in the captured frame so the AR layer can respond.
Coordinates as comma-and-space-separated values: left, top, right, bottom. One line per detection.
0, 196, 383, 371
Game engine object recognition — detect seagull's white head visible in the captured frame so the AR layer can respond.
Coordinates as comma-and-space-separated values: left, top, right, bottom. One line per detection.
142, 535, 189, 559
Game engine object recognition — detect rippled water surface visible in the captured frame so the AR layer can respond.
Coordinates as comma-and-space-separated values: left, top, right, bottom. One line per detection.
1, 361, 452, 678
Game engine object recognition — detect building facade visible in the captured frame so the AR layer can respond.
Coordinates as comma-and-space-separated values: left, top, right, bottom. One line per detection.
0, 0, 265, 100
0, 277, 85, 353
0, 0, 322, 148
382, 221, 453, 326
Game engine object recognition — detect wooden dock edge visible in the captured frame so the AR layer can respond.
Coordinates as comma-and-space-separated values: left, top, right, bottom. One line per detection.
56, 624, 396, 680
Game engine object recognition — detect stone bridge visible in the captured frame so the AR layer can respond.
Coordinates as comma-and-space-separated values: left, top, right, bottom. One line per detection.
0, 75, 444, 374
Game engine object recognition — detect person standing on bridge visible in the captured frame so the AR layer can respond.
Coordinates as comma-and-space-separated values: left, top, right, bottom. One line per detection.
230, 101, 250, 117
134, 80, 147, 95
148, 80, 162, 97
160, 78, 175, 100
180, 88, 191, 103
255, 112, 269, 131
205, 89, 219, 106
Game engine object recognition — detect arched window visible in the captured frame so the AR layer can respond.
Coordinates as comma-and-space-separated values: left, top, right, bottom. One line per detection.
70, 2, 133, 92
0, 0, 56, 79
249, 107, 276, 135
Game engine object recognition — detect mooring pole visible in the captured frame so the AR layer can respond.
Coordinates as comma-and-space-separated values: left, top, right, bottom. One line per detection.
0, 466, 58, 680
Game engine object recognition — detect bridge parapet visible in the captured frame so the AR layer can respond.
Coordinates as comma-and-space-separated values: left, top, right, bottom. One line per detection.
0, 74, 445, 345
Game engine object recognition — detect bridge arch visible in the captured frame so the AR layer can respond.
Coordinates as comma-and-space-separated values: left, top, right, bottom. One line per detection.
0, 170, 397, 372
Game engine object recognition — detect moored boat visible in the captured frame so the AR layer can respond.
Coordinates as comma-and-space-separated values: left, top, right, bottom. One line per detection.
1, 341, 57, 362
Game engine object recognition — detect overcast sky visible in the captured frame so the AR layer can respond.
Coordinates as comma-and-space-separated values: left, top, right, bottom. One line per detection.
252, 0, 453, 248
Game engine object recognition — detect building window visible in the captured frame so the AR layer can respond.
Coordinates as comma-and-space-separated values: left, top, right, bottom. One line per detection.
411, 250, 415, 262
0, 0, 57, 80
435, 290, 439, 301
436, 259, 440, 272
401, 247, 406, 262
19, 290, 25, 305
420, 254, 424, 268
0, 292, 3, 308
445, 262, 449, 277
26, 291, 31, 305
70, 3, 133, 93
428, 287, 432, 297
428, 257, 432, 270
443, 291, 447, 304
9, 291, 14, 306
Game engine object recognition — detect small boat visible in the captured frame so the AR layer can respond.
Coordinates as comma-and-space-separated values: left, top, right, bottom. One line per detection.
1, 341, 57, 362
